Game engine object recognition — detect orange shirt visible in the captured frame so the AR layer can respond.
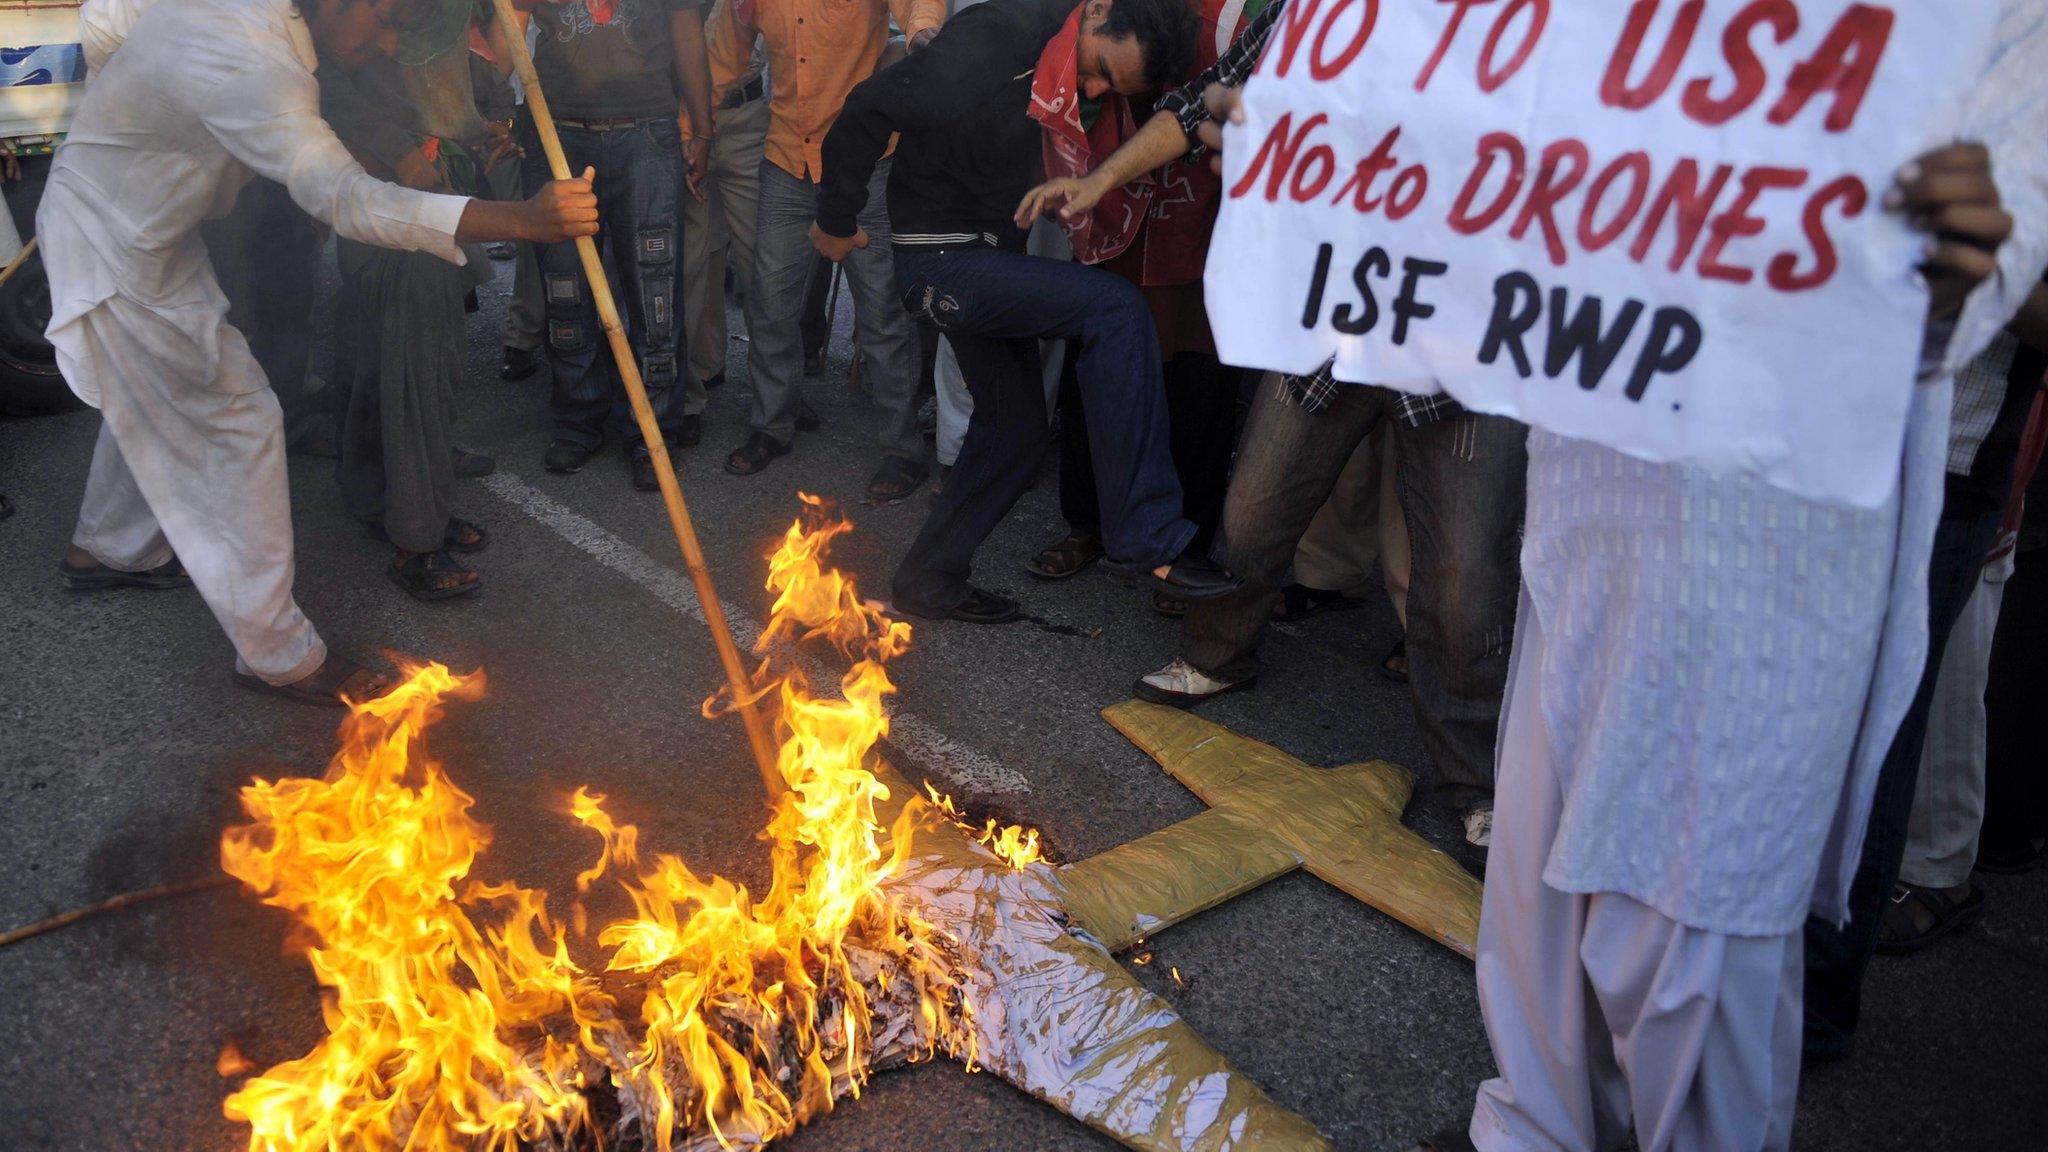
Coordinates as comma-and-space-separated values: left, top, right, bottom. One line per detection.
704, 0, 945, 182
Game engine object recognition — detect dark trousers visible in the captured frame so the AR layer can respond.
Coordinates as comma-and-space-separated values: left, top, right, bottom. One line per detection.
1181, 378, 1527, 808
1802, 508, 2004, 1056
1059, 351, 1238, 552
891, 246, 1195, 611
1983, 540, 2047, 857
203, 178, 328, 448
523, 117, 686, 449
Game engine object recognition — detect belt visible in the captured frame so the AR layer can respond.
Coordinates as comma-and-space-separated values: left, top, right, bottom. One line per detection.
553, 116, 648, 132
718, 76, 766, 110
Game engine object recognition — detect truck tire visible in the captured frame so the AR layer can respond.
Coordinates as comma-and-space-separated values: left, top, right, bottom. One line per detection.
0, 153, 77, 418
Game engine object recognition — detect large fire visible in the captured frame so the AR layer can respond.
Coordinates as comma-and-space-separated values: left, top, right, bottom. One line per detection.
218, 498, 1036, 1151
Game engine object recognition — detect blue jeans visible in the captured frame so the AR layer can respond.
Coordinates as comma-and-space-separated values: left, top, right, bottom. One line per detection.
1802, 506, 2004, 1056
523, 117, 687, 449
891, 246, 1195, 611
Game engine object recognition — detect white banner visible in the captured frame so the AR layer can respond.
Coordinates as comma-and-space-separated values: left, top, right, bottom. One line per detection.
1206, 0, 1998, 507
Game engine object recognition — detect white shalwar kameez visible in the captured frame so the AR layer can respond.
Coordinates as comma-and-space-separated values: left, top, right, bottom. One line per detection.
1467, 7, 2048, 1149
48, 0, 469, 684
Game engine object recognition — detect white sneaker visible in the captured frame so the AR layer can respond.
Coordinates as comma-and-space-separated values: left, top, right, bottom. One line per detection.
1132, 658, 1251, 708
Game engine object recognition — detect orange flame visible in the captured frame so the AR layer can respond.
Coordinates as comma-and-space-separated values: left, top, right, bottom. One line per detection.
923, 784, 1047, 871
219, 498, 976, 1151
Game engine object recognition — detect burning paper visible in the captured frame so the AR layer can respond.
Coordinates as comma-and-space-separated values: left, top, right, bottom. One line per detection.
218, 498, 1026, 1152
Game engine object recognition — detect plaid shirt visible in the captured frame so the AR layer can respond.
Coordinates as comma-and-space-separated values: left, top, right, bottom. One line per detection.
1161, 0, 1461, 427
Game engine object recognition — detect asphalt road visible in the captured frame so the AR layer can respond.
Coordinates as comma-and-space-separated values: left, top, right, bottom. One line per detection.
1, 253, 2043, 1152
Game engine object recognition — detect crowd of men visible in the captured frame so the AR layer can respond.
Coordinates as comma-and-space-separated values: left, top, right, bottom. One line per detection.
39, 0, 2048, 1149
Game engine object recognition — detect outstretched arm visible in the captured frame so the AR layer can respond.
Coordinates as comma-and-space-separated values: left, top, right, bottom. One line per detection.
1013, 111, 1189, 227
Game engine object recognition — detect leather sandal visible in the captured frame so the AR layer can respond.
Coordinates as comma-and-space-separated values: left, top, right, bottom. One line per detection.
233, 654, 393, 708
725, 431, 791, 476
1133, 545, 1242, 601
1024, 531, 1104, 580
866, 455, 930, 503
1876, 880, 1984, 955
388, 549, 483, 602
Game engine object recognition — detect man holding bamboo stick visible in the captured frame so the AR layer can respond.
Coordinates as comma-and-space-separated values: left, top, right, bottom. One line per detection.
48, 0, 599, 705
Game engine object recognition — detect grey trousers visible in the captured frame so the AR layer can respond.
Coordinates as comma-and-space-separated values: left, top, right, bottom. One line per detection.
681, 95, 768, 385
491, 155, 545, 354
335, 240, 480, 554
1901, 559, 2011, 887
744, 158, 920, 458
1293, 421, 1409, 623
1181, 376, 1526, 805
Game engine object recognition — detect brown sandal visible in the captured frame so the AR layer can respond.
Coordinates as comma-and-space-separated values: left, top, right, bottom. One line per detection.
233, 655, 393, 708
1024, 531, 1103, 580
389, 549, 483, 602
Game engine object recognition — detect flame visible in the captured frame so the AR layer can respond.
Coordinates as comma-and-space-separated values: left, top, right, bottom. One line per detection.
923, 784, 1046, 871
219, 497, 977, 1151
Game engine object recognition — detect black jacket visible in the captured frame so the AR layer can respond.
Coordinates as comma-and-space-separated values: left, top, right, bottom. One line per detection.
817, 0, 1071, 253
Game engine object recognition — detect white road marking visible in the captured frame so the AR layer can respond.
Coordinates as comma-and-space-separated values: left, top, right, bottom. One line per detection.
481, 472, 1032, 796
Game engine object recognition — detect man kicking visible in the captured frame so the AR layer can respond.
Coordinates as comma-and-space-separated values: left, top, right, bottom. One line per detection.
50, 0, 597, 703
810, 0, 1239, 624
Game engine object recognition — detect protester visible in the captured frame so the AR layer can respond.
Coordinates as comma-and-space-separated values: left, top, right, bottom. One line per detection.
322, 7, 517, 602
1035, 0, 1520, 864
518, 0, 712, 491
815, 0, 1240, 624
475, 30, 547, 382
1806, 283, 2048, 1033
50, 0, 598, 704
707, 0, 940, 500
679, 0, 768, 397
1980, 434, 2048, 872
1012, 0, 1249, 617
1363, 13, 2042, 1144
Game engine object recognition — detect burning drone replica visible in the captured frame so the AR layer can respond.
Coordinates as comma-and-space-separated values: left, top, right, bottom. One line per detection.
217, 500, 1480, 1152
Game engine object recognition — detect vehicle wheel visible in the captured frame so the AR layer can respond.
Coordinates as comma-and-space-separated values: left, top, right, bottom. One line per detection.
0, 153, 77, 418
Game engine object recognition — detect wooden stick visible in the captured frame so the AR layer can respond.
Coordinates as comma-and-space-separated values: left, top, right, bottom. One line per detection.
0, 234, 38, 291
0, 875, 235, 949
491, 0, 782, 800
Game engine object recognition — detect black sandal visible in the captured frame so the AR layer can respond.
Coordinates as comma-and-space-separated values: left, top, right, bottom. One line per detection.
866, 455, 930, 503
1875, 880, 1984, 955
62, 553, 192, 591
725, 431, 791, 476
365, 517, 488, 554
233, 654, 393, 708
388, 549, 483, 602
1025, 532, 1104, 580
1152, 590, 1187, 619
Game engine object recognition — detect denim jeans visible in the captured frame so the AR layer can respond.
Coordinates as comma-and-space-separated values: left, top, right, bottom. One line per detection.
1802, 507, 2003, 1057
1058, 351, 1239, 552
891, 246, 1196, 611
523, 117, 688, 449
1181, 377, 1528, 807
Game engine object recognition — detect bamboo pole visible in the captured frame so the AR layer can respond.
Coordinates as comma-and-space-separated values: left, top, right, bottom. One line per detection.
0, 234, 38, 290
490, 0, 781, 800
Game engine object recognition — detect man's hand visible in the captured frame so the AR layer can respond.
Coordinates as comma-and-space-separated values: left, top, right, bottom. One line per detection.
394, 146, 445, 192
909, 27, 938, 52
1193, 83, 1244, 177
1014, 174, 1108, 229
810, 222, 869, 263
483, 120, 524, 170
684, 135, 713, 202
524, 167, 600, 243
1890, 142, 2011, 321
